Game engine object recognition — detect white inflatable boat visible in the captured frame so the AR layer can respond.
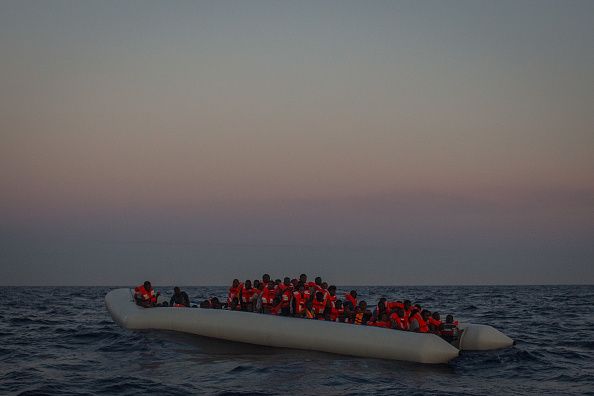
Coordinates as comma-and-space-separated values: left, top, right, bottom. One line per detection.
105, 288, 513, 364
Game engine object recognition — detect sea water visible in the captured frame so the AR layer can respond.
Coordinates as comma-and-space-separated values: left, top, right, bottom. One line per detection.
1, 285, 593, 395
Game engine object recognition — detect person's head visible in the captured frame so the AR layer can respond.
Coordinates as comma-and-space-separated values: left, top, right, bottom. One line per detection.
421, 309, 431, 320
173, 286, 181, 295
267, 281, 276, 290
378, 297, 387, 309
315, 276, 322, 286
328, 285, 336, 296
232, 279, 240, 288
144, 281, 152, 290
396, 308, 405, 318
321, 282, 328, 290
297, 282, 305, 292
350, 290, 357, 299
253, 280, 260, 289
262, 274, 271, 283
245, 280, 252, 289
359, 300, 367, 310
446, 314, 454, 324
291, 278, 298, 286
275, 278, 281, 285
355, 306, 362, 314
414, 303, 423, 311
211, 297, 220, 307
403, 299, 411, 310
200, 300, 210, 308
257, 282, 264, 291
432, 312, 440, 321
315, 291, 324, 302
335, 300, 343, 309
380, 312, 389, 322
283, 277, 291, 286
299, 274, 307, 283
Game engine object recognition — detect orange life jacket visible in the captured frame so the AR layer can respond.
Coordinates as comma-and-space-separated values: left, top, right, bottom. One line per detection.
428, 317, 442, 332
312, 299, 327, 318
278, 288, 292, 308
134, 285, 157, 303
261, 288, 276, 306
327, 294, 337, 308
345, 293, 357, 308
354, 312, 364, 325
293, 291, 306, 314
330, 307, 343, 321
412, 313, 429, 333
241, 287, 256, 303
390, 313, 409, 330
386, 301, 403, 314
228, 283, 243, 305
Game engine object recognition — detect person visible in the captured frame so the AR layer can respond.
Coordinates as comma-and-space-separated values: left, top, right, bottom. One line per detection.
373, 298, 388, 320
390, 308, 409, 331
428, 312, 442, 334
344, 290, 358, 310
279, 278, 293, 316
353, 306, 364, 325
299, 273, 308, 285
409, 309, 430, 333
440, 314, 461, 343
369, 312, 391, 328
228, 279, 243, 306
262, 273, 271, 287
292, 283, 307, 317
134, 281, 160, 307
330, 299, 344, 322
170, 286, 190, 307
241, 280, 256, 311
261, 281, 277, 314
312, 291, 330, 320
199, 297, 221, 309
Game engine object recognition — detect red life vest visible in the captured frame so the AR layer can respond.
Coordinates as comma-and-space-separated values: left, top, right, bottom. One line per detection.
386, 301, 403, 314
280, 288, 292, 308
134, 285, 157, 303
411, 313, 429, 333
428, 317, 442, 332
345, 293, 357, 308
241, 287, 256, 303
330, 307, 343, 321
293, 291, 306, 314
327, 294, 337, 308
312, 299, 327, 318
228, 283, 243, 305
371, 321, 391, 328
390, 313, 409, 330
261, 288, 276, 306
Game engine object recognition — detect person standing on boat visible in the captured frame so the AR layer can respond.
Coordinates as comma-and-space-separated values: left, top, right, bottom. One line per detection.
170, 286, 190, 307
134, 281, 160, 307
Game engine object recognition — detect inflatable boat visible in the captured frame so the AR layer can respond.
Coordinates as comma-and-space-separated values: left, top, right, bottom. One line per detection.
105, 288, 513, 364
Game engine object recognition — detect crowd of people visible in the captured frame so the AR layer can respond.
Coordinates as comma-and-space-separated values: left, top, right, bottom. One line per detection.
133, 274, 461, 343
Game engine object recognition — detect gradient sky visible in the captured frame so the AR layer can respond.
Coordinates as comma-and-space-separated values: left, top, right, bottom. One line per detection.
1, 0, 593, 285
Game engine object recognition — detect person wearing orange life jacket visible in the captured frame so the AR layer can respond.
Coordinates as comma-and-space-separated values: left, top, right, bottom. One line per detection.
228, 279, 243, 306
252, 282, 265, 312
344, 290, 358, 310
292, 282, 307, 317
327, 285, 337, 308
261, 281, 278, 314
169, 286, 190, 307
312, 291, 330, 320
134, 281, 160, 307
385, 300, 403, 314
241, 280, 256, 312
330, 299, 344, 322
279, 277, 293, 316
353, 306, 364, 325
373, 298, 389, 320
390, 308, 409, 331
369, 312, 391, 328
409, 309, 430, 333
428, 312, 443, 334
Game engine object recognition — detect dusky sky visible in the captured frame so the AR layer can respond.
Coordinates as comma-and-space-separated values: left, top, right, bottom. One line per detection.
1, 0, 593, 285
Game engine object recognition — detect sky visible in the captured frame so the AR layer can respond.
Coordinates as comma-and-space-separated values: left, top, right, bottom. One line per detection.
1, 0, 593, 286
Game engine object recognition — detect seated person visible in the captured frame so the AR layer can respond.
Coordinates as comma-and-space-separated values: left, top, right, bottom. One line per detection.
170, 286, 190, 307
330, 299, 344, 322
428, 311, 442, 334
312, 291, 330, 320
409, 309, 431, 333
134, 281, 160, 307
369, 312, 391, 328
344, 290, 358, 310
390, 308, 409, 331
440, 314, 461, 343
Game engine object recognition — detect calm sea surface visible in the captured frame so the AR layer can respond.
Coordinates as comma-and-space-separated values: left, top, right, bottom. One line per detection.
1, 285, 593, 395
